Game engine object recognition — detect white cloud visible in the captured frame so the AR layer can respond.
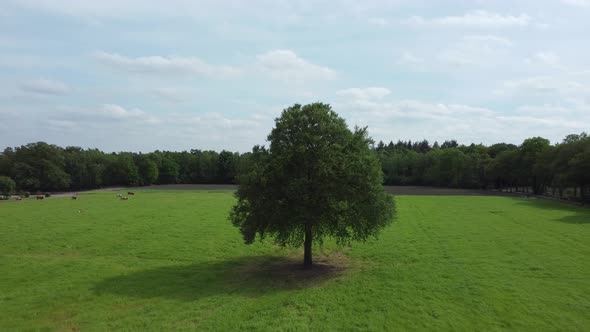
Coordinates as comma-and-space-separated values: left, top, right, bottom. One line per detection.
5, 1, 196, 19
496, 115, 583, 129
150, 87, 192, 103
405, 10, 530, 28
337, 96, 588, 145
2, 1, 589, 151
398, 51, 424, 64
102, 104, 160, 124
332, 85, 589, 145
94, 50, 335, 83
463, 35, 512, 46
526, 52, 566, 70
337, 87, 391, 100
47, 119, 76, 129
256, 49, 336, 82
20, 78, 70, 96
439, 34, 512, 65
49, 104, 161, 125
31, 103, 274, 152
94, 52, 240, 78
368, 17, 388, 26
533, 52, 560, 65
4, 0, 406, 22
561, 0, 590, 7
498, 76, 590, 97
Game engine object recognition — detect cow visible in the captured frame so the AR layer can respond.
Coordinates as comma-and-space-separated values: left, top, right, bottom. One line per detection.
116, 194, 122, 198
15, 196, 22, 201
36, 195, 44, 200
127, 192, 135, 195
120, 196, 129, 200
72, 196, 78, 200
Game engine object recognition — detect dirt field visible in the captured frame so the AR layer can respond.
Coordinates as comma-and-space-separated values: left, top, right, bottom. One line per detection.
383, 186, 509, 196
125, 184, 513, 196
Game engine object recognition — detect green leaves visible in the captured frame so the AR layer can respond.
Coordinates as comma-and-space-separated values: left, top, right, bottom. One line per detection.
230, 103, 396, 251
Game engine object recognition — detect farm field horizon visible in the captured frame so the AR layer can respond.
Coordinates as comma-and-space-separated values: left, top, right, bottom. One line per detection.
1, 190, 590, 331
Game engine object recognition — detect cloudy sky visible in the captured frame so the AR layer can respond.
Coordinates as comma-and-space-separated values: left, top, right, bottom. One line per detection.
1, 0, 589, 152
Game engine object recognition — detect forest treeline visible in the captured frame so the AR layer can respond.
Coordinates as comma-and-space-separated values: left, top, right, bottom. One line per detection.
0, 132, 589, 201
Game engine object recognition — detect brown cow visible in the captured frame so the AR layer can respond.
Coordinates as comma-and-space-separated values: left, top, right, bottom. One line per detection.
127, 192, 135, 195
36, 195, 44, 200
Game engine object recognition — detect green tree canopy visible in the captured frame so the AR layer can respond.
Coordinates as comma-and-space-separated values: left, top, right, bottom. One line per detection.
0, 176, 16, 196
229, 103, 395, 268
135, 155, 159, 186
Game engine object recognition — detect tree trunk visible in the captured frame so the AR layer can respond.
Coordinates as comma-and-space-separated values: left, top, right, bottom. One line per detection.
304, 223, 312, 268
559, 187, 564, 199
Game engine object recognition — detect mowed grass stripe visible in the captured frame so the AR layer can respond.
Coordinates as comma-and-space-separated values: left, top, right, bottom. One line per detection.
1, 191, 589, 331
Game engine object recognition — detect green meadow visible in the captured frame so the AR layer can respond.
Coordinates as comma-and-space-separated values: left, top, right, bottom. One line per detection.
1, 190, 589, 331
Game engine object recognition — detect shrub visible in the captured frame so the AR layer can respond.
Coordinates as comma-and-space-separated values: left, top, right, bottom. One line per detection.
44, 192, 52, 197
23, 192, 30, 198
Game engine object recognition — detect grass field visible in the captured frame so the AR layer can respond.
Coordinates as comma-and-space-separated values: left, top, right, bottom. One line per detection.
1, 190, 589, 331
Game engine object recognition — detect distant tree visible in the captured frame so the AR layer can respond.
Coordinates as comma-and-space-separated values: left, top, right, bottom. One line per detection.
441, 140, 458, 149
2, 132, 589, 197
105, 154, 140, 186
518, 137, 550, 194
487, 150, 518, 191
8, 142, 70, 191
563, 132, 588, 144
136, 155, 159, 185
230, 103, 395, 268
175, 152, 197, 183
0, 148, 14, 176
158, 156, 179, 184
42, 160, 71, 191
376, 140, 385, 151
532, 147, 556, 195
217, 150, 238, 183
11, 162, 40, 191
0, 176, 15, 196
488, 143, 517, 158
568, 145, 590, 202
415, 139, 431, 153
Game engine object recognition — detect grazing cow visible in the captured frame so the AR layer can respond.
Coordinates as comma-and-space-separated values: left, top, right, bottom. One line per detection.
72, 196, 78, 200
36, 195, 44, 200
15, 196, 22, 201
127, 192, 135, 195
120, 196, 129, 200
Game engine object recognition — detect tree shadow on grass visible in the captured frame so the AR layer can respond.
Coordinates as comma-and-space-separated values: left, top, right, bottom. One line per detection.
512, 198, 590, 224
557, 214, 590, 224
93, 254, 348, 301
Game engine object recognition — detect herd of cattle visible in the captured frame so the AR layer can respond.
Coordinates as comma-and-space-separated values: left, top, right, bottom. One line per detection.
116, 192, 135, 200
7, 191, 136, 201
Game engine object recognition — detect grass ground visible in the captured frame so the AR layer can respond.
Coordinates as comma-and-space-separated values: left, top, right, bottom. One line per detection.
1, 190, 589, 331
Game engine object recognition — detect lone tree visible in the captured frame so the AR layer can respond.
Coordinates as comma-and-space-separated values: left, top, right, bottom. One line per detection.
230, 103, 395, 268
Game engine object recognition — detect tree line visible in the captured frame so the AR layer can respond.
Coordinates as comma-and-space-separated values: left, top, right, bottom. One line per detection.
1, 133, 589, 201
376, 134, 590, 201
0, 143, 250, 194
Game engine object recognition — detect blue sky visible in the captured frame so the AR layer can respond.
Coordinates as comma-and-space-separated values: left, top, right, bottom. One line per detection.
1, 0, 589, 152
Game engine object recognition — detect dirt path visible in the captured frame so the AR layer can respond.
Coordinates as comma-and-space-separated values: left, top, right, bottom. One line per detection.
124, 184, 517, 196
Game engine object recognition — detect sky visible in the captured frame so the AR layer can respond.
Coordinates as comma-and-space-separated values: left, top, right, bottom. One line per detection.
1, 0, 589, 152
